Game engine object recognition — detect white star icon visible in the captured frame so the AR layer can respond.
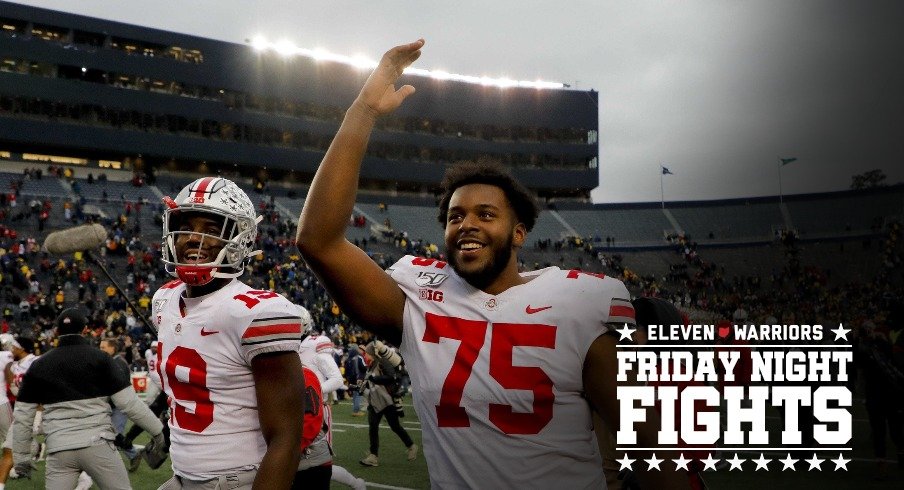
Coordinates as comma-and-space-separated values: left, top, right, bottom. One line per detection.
726, 453, 745, 471
616, 323, 636, 341
806, 453, 824, 471
752, 453, 771, 471
831, 453, 850, 471
672, 453, 691, 471
780, 453, 798, 471
617, 453, 635, 471
645, 453, 663, 471
830, 323, 851, 341
701, 453, 720, 471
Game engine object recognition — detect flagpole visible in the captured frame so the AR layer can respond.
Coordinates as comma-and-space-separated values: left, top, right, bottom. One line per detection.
777, 157, 783, 203
660, 166, 665, 209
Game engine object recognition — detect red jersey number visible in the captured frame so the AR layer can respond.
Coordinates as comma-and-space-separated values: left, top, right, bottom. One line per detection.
233, 290, 279, 309
159, 345, 214, 433
422, 313, 557, 435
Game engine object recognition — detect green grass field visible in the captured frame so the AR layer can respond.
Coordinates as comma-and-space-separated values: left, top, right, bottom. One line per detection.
7, 396, 902, 489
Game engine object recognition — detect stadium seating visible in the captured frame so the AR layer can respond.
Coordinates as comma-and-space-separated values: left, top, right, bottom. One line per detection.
787, 191, 901, 236
670, 202, 783, 240
558, 207, 673, 244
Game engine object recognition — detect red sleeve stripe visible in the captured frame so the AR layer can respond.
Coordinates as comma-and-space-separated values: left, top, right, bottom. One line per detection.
242, 323, 302, 339
609, 305, 636, 320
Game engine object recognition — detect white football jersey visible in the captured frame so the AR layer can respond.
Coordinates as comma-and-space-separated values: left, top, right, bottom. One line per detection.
9, 353, 37, 397
0, 351, 12, 404
144, 348, 162, 389
153, 279, 302, 480
298, 335, 343, 395
389, 255, 635, 489
298, 334, 341, 446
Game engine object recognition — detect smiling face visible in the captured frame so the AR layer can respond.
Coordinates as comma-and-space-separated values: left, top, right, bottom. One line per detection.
443, 183, 525, 291
174, 212, 227, 266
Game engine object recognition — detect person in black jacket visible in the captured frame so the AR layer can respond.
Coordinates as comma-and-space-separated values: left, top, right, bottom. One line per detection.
11, 308, 165, 489
345, 346, 367, 416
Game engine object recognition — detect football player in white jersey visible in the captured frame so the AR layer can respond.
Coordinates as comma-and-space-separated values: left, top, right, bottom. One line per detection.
144, 340, 162, 401
0, 337, 14, 490
0, 336, 39, 486
296, 306, 366, 490
297, 40, 690, 488
155, 177, 305, 489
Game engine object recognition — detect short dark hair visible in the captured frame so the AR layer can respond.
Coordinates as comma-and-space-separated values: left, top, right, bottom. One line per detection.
437, 160, 539, 232
101, 338, 122, 353
14, 336, 34, 354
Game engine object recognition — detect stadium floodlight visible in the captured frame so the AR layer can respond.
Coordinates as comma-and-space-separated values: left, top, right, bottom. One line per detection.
404, 67, 431, 77
430, 70, 451, 80
349, 54, 378, 70
248, 35, 566, 89
250, 35, 268, 52
496, 77, 517, 88
309, 47, 330, 61
274, 39, 297, 57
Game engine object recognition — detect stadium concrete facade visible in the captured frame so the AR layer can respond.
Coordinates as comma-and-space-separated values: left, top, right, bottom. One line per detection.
0, 1, 598, 198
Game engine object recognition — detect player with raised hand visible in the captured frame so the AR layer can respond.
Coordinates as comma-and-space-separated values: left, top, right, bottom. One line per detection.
296, 40, 689, 488
155, 177, 305, 489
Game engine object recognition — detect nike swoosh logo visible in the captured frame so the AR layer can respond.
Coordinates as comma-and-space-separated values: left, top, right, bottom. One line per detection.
525, 305, 552, 314
200, 328, 220, 336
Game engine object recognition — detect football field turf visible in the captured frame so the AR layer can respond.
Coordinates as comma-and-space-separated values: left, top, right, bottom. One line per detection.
7, 396, 901, 489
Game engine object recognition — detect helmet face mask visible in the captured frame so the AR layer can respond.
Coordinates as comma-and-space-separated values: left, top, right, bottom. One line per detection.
162, 177, 262, 286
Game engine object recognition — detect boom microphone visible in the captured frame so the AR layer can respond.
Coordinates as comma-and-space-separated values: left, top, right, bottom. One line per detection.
43, 223, 107, 254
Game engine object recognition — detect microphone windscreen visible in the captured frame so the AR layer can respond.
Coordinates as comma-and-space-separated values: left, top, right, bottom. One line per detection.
44, 223, 108, 255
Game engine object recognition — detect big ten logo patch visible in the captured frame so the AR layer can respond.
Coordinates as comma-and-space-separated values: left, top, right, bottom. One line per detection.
419, 289, 444, 303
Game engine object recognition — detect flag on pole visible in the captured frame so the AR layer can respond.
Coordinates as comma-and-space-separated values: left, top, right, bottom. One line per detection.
780, 157, 798, 165
661, 166, 673, 175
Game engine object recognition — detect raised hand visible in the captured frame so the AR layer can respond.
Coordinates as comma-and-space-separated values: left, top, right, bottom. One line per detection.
355, 39, 425, 117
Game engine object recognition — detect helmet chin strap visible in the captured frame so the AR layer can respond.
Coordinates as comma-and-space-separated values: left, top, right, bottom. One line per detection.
175, 247, 262, 286
175, 265, 218, 286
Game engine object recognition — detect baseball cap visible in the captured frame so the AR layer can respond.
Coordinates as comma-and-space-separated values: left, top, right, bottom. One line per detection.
56, 307, 88, 335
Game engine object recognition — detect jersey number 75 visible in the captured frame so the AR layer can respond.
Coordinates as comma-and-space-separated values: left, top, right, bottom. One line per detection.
423, 313, 556, 435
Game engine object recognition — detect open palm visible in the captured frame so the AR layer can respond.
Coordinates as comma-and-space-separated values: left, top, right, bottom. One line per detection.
357, 39, 425, 117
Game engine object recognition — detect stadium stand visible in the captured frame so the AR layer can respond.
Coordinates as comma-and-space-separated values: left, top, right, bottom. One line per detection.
669, 201, 783, 241
786, 190, 902, 236
558, 207, 674, 244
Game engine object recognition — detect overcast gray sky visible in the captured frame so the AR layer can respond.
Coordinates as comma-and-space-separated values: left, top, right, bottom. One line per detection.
16, 0, 904, 203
